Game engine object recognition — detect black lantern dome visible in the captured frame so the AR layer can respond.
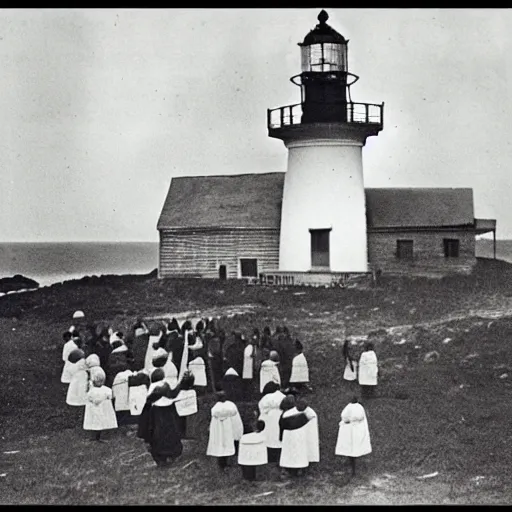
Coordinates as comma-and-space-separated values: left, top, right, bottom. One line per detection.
301, 10, 347, 45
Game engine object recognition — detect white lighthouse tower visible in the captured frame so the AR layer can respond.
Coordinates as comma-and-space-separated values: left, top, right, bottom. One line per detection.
268, 10, 383, 273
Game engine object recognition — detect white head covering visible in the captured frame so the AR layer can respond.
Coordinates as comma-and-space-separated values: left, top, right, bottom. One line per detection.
224, 367, 239, 377
72, 310, 85, 319
152, 347, 168, 361
85, 354, 101, 369
90, 366, 106, 386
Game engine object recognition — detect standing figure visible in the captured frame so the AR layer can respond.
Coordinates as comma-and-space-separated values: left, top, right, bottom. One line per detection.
137, 369, 183, 467
296, 397, 319, 464
258, 382, 286, 463
112, 363, 134, 426
278, 395, 311, 477
238, 420, 268, 481
128, 370, 150, 417
242, 336, 255, 400
66, 349, 88, 407
289, 340, 310, 392
187, 332, 208, 393
343, 339, 358, 383
144, 324, 163, 372
259, 351, 281, 393
174, 371, 198, 439
358, 342, 378, 397
83, 367, 118, 442
61, 332, 79, 385
335, 396, 372, 477
222, 367, 244, 403
206, 391, 243, 471
224, 331, 246, 377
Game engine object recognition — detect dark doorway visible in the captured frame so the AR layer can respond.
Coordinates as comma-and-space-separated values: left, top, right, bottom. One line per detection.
219, 265, 227, 280
310, 229, 331, 269
240, 258, 258, 278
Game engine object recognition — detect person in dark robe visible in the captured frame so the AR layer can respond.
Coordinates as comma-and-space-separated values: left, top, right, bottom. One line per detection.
222, 367, 244, 403
207, 334, 224, 392
137, 369, 183, 467
260, 326, 272, 361
218, 329, 227, 373
224, 331, 245, 377
274, 326, 295, 388
92, 329, 112, 373
128, 319, 149, 371
167, 329, 185, 369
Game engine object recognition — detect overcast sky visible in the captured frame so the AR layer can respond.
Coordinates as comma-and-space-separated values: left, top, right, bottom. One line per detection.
1, 8, 510, 242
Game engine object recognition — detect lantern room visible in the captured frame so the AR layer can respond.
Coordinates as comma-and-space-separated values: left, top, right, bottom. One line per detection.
299, 10, 348, 73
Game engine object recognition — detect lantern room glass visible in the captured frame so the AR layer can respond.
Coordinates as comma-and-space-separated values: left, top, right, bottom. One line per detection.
301, 43, 347, 72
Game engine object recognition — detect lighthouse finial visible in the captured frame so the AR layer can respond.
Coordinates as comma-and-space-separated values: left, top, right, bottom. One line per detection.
318, 10, 329, 25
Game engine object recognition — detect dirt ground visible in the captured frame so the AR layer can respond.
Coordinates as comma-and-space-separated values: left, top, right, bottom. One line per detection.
1, 258, 512, 505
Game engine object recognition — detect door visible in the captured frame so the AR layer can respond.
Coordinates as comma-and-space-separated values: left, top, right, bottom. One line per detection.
219, 265, 227, 280
310, 229, 331, 269
240, 258, 258, 278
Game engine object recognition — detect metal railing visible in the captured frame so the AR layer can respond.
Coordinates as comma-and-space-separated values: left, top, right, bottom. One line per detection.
267, 102, 384, 130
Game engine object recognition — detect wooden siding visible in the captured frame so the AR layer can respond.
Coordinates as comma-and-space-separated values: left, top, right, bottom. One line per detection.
159, 229, 280, 279
367, 229, 476, 276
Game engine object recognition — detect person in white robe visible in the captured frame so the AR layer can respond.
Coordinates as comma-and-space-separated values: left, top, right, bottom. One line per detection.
242, 338, 255, 400
358, 342, 378, 397
259, 351, 281, 393
144, 329, 163, 372
258, 381, 286, 463
112, 367, 134, 426
61, 331, 79, 384
66, 350, 88, 407
128, 370, 150, 416
238, 419, 268, 481
342, 339, 358, 382
187, 333, 207, 391
206, 391, 243, 470
85, 354, 101, 392
83, 367, 118, 441
278, 395, 312, 476
335, 397, 372, 476
289, 340, 310, 391
296, 398, 319, 464
163, 356, 179, 390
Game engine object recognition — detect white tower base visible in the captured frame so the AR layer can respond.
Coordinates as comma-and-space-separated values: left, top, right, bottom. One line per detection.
277, 124, 374, 273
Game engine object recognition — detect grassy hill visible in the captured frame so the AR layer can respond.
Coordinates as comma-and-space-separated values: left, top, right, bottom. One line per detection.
1, 257, 512, 504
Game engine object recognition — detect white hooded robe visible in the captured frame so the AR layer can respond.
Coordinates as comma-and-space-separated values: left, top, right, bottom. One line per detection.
66, 358, 88, 406
279, 407, 310, 469
258, 390, 286, 449
238, 431, 268, 466
335, 402, 372, 458
289, 353, 309, 383
83, 385, 118, 431
259, 360, 281, 393
358, 350, 378, 386
60, 339, 79, 384
242, 344, 254, 380
206, 400, 241, 457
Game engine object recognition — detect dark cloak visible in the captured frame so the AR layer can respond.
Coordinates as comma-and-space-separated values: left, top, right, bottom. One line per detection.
278, 411, 309, 442
137, 384, 183, 460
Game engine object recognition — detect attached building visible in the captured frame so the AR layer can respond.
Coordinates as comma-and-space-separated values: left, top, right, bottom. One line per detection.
157, 172, 496, 280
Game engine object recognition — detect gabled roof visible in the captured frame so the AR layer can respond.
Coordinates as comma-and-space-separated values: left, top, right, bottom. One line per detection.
157, 173, 476, 230
365, 187, 474, 228
157, 172, 285, 230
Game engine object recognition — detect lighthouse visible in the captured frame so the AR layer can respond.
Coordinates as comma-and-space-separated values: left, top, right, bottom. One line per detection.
268, 10, 383, 273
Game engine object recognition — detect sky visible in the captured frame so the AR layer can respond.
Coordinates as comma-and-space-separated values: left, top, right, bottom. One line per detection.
1, 8, 511, 242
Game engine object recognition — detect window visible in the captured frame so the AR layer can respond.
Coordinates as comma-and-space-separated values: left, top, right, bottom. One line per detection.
240, 259, 258, 278
310, 228, 331, 268
396, 240, 414, 259
443, 239, 460, 258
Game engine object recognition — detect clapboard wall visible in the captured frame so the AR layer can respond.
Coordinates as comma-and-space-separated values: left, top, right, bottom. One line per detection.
159, 228, 280, 279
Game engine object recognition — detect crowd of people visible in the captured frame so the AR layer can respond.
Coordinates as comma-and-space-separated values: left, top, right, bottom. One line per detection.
60, 309, 379, 480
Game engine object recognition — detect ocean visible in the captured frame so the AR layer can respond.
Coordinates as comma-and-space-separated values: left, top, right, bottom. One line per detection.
0, 242, 159, 288
0, 239, 510, 289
